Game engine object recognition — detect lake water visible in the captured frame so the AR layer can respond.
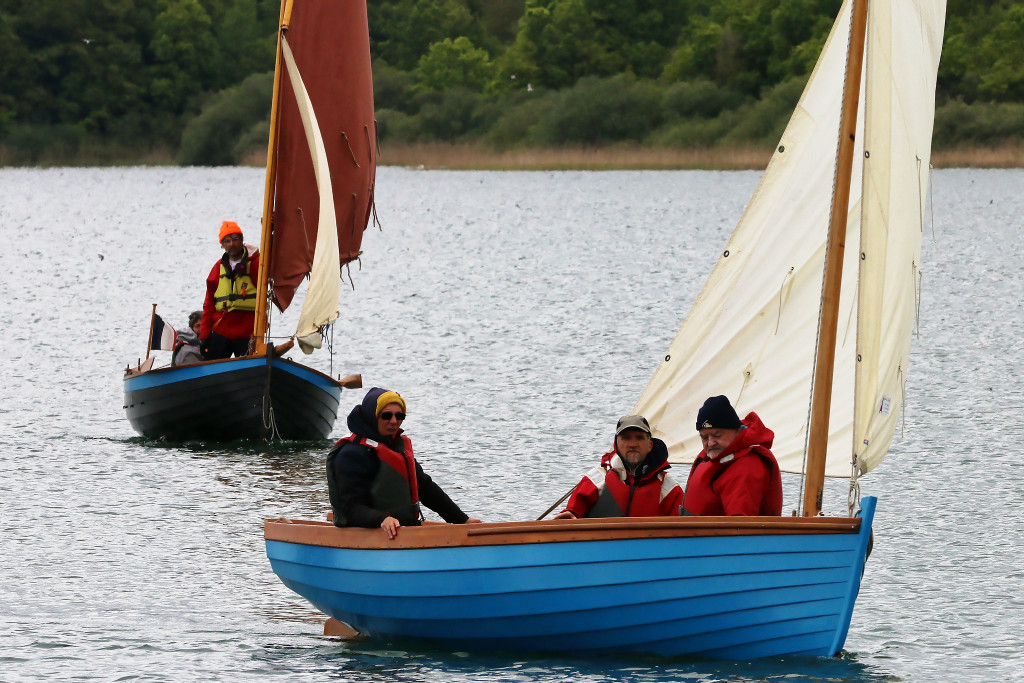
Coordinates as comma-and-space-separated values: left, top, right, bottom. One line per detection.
1, 166, 1022, 681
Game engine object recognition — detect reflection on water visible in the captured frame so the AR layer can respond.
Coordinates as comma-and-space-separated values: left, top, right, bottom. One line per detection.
0, 167, 1022, 682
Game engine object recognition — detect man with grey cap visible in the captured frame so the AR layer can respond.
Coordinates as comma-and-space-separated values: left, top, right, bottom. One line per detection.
553, 415, 683, 519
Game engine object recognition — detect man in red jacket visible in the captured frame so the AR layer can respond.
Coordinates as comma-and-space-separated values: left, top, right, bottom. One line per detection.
200, 220, 260, 360
681, 395, 783, 516
554, 415, 683, 519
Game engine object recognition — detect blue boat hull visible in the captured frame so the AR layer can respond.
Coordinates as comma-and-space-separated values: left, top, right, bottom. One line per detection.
265, 497, 876, 658
123, 355, 341, 440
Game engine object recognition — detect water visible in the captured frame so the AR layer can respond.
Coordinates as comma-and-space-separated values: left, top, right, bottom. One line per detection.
1, 166, 1022, 681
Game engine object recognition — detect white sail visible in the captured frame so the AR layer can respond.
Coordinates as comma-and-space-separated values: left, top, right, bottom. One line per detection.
853, 0, 946, 474
281, 36, 340, 354
634, 0, 945, 478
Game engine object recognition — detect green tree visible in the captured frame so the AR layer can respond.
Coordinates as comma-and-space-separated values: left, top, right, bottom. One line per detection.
416, 37, 496, 92
368, 0, 484, 71
149, 0, 218, 112
975, 6, 1024, 101
500, 0, 616, 89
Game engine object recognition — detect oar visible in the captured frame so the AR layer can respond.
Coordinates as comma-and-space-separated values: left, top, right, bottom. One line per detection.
536, 484, 576, 521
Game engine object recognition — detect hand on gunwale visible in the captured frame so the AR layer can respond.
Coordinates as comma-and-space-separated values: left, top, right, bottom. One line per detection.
381, 516, 400, 539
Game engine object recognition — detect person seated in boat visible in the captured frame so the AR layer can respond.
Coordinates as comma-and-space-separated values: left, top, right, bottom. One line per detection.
200, 220, 259, 361
171, 311, 204, 366
680, 395, 783, 516
552, 415, 683, 519
327, 388, 481, 539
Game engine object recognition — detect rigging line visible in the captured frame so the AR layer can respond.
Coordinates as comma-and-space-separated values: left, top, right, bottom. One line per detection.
297, 207, 313, 270
346, 261, 356, 291
899, 363, 907, 439
352, 192, 358, 239
371, 192, 382, 231
914, 262, 922, 337
928, 162, 936, 242
341, 131, 359, 167
328, 322, 335, 377
774, 267, 795, 334
917, 155, 924, 236
847, 455, 861, 517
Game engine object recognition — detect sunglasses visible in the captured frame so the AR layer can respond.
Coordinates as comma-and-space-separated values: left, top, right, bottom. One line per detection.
221, 235, 243, 243
379, 411, 406, 421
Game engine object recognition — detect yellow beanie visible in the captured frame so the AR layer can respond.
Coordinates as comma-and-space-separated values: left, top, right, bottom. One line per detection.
375, 390, 406, 416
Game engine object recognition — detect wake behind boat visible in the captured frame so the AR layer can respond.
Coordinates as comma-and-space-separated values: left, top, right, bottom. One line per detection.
123, 0, 376, 441
265, 0, 945, 658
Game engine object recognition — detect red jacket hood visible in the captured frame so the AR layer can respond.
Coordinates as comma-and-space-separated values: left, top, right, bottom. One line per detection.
712, 412, 774, 461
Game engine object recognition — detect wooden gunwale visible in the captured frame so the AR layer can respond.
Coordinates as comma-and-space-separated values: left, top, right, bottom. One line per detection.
265, 516, 861, 550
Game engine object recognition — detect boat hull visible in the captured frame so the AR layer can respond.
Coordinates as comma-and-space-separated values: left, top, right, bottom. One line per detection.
123, 355, 341, 440
265, 497, 876, 658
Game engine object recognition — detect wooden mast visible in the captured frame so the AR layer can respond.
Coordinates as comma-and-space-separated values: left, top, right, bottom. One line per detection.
251, 0, 295, 356
802, 0, 869, 517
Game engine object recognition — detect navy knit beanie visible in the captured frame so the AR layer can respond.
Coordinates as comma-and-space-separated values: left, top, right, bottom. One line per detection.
696, 395, 742, 430
359, 387, 387, 420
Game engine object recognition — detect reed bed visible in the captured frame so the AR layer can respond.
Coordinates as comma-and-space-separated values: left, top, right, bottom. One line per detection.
930, 144, 1024, 169
378, 142, 1024, 171
378, 143, 773, 171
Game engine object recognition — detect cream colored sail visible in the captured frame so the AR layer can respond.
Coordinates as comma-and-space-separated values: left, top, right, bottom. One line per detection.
634, 0, 945, 478
280, 36, 340, 354
853, 0, 946, 474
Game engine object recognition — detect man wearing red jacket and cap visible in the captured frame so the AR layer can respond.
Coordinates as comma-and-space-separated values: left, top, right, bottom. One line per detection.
681, 395, 783, 516
200, 220, 260, 360
554, 414, 683, 519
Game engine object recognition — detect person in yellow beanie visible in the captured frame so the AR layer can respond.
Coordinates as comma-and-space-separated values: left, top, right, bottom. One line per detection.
199, 220, 260, 360
326, 387, 481, 538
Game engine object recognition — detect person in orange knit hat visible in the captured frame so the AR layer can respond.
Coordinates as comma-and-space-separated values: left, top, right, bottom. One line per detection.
199, 220, 260, 360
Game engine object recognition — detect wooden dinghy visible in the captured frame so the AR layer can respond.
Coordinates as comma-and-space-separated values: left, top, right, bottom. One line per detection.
266, 500, 874, 658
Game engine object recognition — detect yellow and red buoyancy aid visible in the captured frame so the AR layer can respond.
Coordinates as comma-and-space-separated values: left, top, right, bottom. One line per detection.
213, 258, 258, 313
338, 434, 422, 525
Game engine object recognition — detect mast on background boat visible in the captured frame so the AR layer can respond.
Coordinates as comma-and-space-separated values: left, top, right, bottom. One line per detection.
802, 0, 869, 517
252, 0, 294, 356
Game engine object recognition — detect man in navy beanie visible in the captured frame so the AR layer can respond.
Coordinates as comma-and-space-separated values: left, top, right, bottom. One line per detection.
681, 395, 783, 516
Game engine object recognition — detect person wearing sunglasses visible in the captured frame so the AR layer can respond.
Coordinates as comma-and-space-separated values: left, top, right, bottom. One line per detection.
327, 387, 481, 538
199, 220, 260, 360
553, 414, 683, 519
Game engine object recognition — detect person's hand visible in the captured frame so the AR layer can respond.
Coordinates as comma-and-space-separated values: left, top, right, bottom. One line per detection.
552, 511, 576, 520
380, 516, 400, 539
465, 517, 482, 524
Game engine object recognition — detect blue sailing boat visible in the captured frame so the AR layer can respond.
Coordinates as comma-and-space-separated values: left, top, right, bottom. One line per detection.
266, 0, 945, 657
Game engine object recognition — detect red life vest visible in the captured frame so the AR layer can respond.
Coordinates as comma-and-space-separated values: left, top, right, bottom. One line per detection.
683, 449, 782, 516
337, 434, 421, 524
583, 451, 682, 518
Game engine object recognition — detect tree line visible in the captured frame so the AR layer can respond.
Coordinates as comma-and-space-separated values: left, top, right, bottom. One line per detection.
1, 0, 1022, 165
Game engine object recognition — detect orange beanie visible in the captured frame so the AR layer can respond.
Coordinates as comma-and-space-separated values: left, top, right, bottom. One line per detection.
218, 220, 243, 242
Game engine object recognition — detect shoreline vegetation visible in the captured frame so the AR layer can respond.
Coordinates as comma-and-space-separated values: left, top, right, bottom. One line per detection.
4, 142, 1022, 172
5, 1, 1024, 173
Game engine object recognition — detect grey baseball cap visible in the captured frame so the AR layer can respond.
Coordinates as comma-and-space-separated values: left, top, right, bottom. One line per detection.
615, 414, 652, 436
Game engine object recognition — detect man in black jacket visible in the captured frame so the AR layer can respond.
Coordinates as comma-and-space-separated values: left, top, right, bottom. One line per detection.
327, 387, 481, 538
